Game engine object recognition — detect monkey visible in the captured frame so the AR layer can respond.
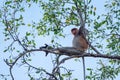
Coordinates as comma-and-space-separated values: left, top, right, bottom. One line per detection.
71, 27, 88, 80
71, 28, 88, 51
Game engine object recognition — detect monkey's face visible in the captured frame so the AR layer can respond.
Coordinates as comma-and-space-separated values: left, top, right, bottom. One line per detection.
71, 28, 79, 36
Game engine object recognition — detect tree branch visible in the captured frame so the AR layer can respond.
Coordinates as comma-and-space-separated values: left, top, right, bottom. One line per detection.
5, 47, 120, 70
74, 1, 84, 27
27, 47, 120, 60
4, 47, 120, 80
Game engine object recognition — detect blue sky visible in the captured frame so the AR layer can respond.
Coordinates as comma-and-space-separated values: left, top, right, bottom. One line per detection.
0, 0, 120, 80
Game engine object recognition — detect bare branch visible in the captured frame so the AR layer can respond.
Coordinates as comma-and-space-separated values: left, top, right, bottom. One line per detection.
88, 43, 102, 54
22, 57, 57, 80
16, 36, 27, 51
83, 0, 88, 23
74, 1, 85, 27
52, 56, 75, 74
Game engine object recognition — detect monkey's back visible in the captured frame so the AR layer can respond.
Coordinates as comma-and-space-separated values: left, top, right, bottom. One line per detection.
72, 35, 88, 51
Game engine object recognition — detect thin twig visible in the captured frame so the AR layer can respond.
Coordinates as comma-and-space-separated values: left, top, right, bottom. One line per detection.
22, 56, 58, 80
52, 56, 77, 74
9, 67, 14, 80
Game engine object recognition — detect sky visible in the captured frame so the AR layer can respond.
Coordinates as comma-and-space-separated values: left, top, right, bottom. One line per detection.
0, 0, 120, 80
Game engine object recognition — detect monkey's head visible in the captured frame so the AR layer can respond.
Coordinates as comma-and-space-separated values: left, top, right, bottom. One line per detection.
71, 28, 79, 36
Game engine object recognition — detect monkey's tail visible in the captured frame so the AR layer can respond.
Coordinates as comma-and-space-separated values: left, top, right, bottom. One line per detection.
82, 57, 86, 80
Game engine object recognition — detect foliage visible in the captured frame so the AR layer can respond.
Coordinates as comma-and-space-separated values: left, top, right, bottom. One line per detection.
0, 0, 120, 80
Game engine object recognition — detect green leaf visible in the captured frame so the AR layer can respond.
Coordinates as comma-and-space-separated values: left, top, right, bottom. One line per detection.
93, 12, 96, 16
5, 1, 12, 5
112, 2, 116, 6
86, 76, 91, 79
73, 79, 78, 80
3, 49, 7, 52
72, 6, 76, 10
27, 0, 30, 2
97, 16, 100, 19
89, 10, 92, 14
26, 32, 31, 36
16, 50, 20, 53
87, 68, 92, 71
42, 78, 47, 80
36, 70, 40, 73
27, 24, 31, 27
20, 8, 25, 12
28, 59, 31, 61
88, 0, 91, 4
28, 41, 31, 44
10, 59, 13, 63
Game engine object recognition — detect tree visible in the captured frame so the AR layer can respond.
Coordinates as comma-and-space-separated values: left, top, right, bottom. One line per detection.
0, 0, 120, 80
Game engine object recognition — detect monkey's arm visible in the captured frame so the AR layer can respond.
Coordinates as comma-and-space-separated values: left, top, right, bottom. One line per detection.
78, 36, 88, 51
